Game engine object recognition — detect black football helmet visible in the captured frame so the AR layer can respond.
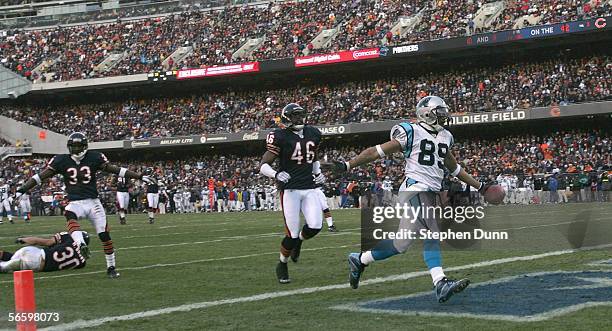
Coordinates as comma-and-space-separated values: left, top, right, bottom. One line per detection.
280, 103, 306, 131
82, 231, 90, 245
67, 132, 88, 159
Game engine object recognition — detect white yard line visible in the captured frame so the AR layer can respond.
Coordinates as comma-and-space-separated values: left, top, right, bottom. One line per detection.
38, 243, 612, 331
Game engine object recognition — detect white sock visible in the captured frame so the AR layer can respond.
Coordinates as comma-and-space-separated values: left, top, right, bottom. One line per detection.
326, 217, 333, 227
148, 211, 154, 219
430, 266, 446, 286
360, 251, 375, 265
7, 215, 12, 221
71, 231, 85, 245
279, 253, 289, 263
119, 211, 125, 218
105, 253, 116, 268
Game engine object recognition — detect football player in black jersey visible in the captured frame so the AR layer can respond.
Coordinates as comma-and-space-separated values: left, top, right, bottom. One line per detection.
260, 103, 326, 283
114, 176, 131, 224
14, 132, 156, 278
0, 232, 90, 273
144, 168, 160, 224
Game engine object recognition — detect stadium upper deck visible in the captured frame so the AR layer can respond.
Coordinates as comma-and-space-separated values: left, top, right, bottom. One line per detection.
1, 0, 610, 82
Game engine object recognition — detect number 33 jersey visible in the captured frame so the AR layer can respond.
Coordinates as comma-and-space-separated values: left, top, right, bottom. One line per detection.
391, 122, 453, 192
266, 126, 321, 190
47, 151, 109, 201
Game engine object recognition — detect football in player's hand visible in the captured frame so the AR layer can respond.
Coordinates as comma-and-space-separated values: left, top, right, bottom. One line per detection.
483, 185, 505, 205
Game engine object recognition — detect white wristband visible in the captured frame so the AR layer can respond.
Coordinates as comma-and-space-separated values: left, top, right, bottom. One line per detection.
260, 163, 277, 179
32, 174, 42, 185
119, 167, 128, 178
375, 144, 386, 158
450, 164, 461, 177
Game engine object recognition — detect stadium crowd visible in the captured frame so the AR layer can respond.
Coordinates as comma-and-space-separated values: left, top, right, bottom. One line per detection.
1, 55, 610, 141
1, 0, 609, 81
0, 128, 608, 217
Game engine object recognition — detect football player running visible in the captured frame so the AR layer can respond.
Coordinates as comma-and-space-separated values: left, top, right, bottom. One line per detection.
145, 169, 160, 223
315, 184, 337, 232
260, 103, 325, 284
14, 132, 156, 278
114, 175, 131, 224
328, 96, 493, 303
1, 232, 90, 273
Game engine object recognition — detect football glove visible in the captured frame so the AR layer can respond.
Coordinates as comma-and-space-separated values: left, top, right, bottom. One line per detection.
313, 173, 326, 185
275, 171, 291, 183
141, 175, 157, 185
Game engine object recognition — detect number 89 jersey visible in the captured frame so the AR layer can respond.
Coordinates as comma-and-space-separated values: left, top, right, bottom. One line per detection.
391, 122, 453, 192
47, 151, 109, 201
266, 126, 321, 190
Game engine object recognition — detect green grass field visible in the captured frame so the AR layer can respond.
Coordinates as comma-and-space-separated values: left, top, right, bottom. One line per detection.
1, 203, 611, 330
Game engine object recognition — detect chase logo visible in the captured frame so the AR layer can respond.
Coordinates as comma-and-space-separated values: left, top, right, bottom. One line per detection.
333, 271, 612, 322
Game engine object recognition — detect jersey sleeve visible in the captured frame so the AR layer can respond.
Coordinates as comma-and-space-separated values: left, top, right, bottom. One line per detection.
266, 130, 282, 155
53, 232, 71, 245
96, 152, 110, 167
46, 155, 63, 172
390, 123, 414, 155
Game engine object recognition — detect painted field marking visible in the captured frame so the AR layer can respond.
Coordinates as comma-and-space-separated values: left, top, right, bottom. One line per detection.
37, 243, 612, 331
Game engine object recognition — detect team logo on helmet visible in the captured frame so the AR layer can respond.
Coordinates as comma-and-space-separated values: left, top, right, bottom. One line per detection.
416, 96, 451, 132
67, 132, 89, 160
280, 103, 306, 131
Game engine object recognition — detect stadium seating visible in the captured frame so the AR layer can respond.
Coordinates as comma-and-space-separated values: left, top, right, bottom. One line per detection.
1, 0, 609, 82
1, 55, 609, 141
1, 128, 608, 206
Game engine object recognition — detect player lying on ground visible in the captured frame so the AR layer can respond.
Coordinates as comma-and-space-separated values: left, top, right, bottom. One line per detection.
260, 103, 326, 283
13, 132, 156, 278
0, 232, 90, 273
327, 96, 494, 303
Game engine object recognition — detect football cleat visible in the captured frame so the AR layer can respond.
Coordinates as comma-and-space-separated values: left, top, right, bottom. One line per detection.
0, 220, 3, 224
276, 262, 290, 284
290, 240, 302, 263
120, 217, 126, 225
435, 277, 470, 303
107, 266, 120, 279
148, 218, 154, 224
328, 225, 338, 232
9, 219, 14, 224
348, 253, 366, 289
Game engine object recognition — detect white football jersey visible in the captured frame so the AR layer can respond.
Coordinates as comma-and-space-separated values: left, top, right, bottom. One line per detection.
391, 122, 453, 191
0, 184, 9, 200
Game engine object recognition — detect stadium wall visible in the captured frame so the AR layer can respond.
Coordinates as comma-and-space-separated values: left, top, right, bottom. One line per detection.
0, 115, 67, 153
88, 101, 611, 153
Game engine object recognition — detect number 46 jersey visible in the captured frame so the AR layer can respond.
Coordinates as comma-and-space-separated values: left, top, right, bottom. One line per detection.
47, 151, 109, 201
266, 126, 321, 190
391, 122, 453, 192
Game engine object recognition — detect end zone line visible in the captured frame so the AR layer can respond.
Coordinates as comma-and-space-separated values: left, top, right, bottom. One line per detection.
40, 243, 612, 331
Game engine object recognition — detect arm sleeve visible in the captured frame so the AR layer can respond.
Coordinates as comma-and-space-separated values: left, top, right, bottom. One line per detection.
266, 131, 281, 156
390, 124, 413, 150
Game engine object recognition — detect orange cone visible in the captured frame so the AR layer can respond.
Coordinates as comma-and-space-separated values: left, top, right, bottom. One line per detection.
14, 270, 36, 331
